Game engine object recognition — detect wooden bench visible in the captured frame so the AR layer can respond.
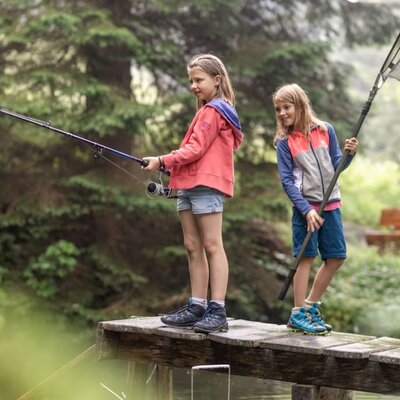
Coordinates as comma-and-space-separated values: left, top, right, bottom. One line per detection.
365, 208, 400, 254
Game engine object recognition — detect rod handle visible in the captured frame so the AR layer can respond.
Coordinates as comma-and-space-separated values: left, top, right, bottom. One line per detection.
141, 159, 149, 167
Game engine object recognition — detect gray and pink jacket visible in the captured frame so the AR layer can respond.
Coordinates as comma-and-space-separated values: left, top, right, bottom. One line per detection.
276, 123, 354, 216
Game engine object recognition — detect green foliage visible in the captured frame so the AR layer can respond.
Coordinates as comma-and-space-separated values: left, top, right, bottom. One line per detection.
340, 156, 400, 227
324, 245, 400, 337
0, 267, 8, 284
24, 240, 80, 298
0, 0, 399, 330
89, 248, 148, 287
228, 160, 290, 223
27, 10, 81, 36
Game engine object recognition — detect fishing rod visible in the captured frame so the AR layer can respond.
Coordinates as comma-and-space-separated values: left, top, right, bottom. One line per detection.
278, 31, 400, 301
0, 106, 150, 166
0, 106, 175, 198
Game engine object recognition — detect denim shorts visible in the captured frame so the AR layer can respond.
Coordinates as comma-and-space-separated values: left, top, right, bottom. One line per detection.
292, 207, 346, 260
176, 186, 225, 214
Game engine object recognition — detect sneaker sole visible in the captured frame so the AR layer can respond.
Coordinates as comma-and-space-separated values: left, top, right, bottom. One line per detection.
161, 318, 200, 329
313, 323, 333, 332
193, 322, 229, 334
161, 323, 195, 329
288, 326, 329, 336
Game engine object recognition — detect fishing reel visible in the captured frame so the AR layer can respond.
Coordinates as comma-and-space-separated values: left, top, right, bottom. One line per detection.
146, 171, 176, 199
93, 147, 103, 159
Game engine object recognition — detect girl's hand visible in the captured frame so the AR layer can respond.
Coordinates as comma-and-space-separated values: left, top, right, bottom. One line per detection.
142, 156, 162, 172
344, 137, 359, 155
306, 209, 324, 232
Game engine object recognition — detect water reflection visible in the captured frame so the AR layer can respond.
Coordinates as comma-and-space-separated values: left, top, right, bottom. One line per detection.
174, 369, 291, 399
173, 368, 400, 400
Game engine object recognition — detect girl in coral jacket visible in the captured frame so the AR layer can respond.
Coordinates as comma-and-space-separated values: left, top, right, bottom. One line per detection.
143, 54, 243, 333
273, 83, 358, 335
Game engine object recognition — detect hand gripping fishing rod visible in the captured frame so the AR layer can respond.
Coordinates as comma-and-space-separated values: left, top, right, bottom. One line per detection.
0, 106, 150, 168
278, 32, 400, 301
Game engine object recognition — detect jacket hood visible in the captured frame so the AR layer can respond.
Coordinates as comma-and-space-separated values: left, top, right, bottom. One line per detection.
206, 98, 244, 149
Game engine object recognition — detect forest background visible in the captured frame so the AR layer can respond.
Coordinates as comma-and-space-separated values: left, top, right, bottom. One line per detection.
1, 0, 400, 364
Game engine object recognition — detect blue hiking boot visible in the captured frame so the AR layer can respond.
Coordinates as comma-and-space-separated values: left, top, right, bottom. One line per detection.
193, 302, 229, 333
307, 302, 333, 332
160, 300, 206, 328
287, 307, 328, 335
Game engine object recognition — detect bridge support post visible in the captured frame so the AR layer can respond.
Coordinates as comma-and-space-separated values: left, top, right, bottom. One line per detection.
318, 386, 354, 400
292, 384, 318, 400
157, 365, 173, 400
126, 361, 173, 400
292, 384, 354, 400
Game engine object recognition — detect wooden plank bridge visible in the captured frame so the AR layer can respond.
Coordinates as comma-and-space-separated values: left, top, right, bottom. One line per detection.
95, 316, 400, 399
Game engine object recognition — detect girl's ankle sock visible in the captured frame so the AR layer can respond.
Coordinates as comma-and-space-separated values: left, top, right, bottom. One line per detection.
191, 297, 208, 307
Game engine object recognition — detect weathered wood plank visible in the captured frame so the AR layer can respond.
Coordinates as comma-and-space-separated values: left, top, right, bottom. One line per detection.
207, 319, 291, 347
324, 337, 400, 359
155, 325, 207, 341
369, 347, 400, 365
259, 331, 375, 355
100, 316, 163, 334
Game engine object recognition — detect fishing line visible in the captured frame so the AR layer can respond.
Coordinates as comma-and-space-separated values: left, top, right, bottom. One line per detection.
94, 151, 174, 199
97, 151, 174, 198
96, 150, 147, 185
16, 344, 95, 400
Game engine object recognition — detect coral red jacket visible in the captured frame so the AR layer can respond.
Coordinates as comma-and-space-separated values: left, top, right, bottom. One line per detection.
162, 101, 243, 197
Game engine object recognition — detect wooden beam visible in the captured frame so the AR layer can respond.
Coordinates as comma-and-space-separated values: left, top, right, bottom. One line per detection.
96, 317, 400, 396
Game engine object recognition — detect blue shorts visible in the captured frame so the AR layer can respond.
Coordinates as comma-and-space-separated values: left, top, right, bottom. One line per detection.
176, 186, 225, 214
292, 207, 346, 260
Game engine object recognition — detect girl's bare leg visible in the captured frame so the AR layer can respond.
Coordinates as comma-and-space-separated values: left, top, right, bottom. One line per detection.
293, 256, 315, 307
195, 212, 228, 301
179, 210, 209, 299
307, 258, 343, 302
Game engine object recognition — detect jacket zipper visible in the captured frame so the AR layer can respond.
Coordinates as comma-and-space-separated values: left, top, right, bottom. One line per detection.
310, 141, 325, 196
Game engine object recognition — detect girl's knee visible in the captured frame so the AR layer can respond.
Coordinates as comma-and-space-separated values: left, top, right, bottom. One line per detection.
183, 237, 203, 255
203, 239, 223, 256
325, 258, 344, 269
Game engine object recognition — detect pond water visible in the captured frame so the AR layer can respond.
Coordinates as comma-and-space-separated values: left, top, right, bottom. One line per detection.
173, 368, 400, 400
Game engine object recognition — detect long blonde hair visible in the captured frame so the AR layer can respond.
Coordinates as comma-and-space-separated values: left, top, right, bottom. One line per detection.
187, 54, 236, 110
272, 83, 326, 144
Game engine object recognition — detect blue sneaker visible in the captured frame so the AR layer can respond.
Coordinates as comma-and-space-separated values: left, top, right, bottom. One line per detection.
160, 300, 206, 328
307, 302, 333, 332
193, 302, 229, 333
287, 307, 328, 335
